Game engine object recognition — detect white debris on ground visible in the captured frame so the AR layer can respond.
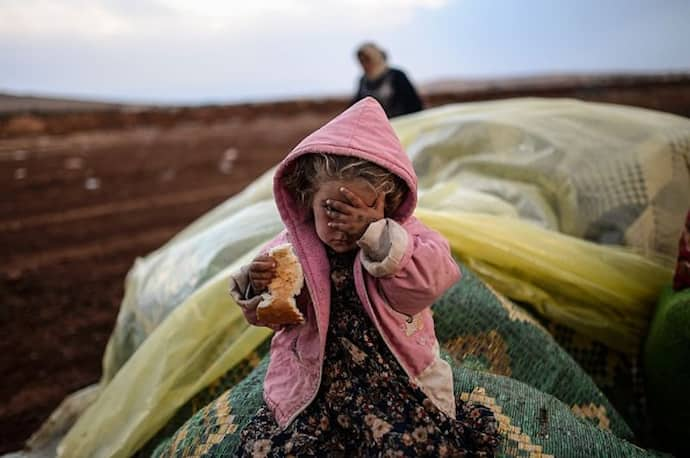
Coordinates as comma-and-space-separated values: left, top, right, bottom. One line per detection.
14, 168, 27, 180
218, 147, 238, 174
84, 177, 101, 191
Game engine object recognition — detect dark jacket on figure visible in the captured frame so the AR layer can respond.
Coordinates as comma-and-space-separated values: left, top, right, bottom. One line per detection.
351, 68, 423, 118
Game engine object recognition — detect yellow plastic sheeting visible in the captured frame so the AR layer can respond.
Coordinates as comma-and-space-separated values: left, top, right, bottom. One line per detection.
415, 209, 673, 352
59, 247, 272, 458
101, 197, 282, 382
395, 98, 690, 257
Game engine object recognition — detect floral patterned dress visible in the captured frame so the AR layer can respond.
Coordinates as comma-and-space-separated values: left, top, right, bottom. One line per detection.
239, 248, 499, 457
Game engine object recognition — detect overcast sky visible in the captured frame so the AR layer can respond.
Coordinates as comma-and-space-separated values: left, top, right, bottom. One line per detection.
1, 0, 689, 104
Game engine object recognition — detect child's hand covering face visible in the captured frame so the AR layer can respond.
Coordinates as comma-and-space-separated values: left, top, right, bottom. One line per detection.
327, 187, 385, 237
312, 179, 384, 252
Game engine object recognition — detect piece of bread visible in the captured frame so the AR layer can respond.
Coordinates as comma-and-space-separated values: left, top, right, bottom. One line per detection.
256, 243, 305, 325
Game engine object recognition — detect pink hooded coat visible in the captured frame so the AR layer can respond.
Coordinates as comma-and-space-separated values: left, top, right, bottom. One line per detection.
229, 97, 461, 428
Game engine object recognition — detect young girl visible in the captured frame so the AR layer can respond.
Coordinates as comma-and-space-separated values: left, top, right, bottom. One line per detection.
229, 97, 499, 456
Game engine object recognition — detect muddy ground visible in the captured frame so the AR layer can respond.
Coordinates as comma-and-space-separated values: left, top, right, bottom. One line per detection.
2, 75, 690, 453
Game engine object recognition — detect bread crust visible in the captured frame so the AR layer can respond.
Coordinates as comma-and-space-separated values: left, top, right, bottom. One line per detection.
256, 243, 305, 325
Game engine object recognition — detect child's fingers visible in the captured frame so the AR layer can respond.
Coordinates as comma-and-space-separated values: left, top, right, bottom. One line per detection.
254, 254, 276, 265
250, 274, 274, 291
374, 192, 385, 211
251, 270, 275, 279
327, 221, 350, 231
326, 199, 352, 215
326, 207, 350, 221
252, 255, 276, 268
251, 260, 276, 272
339, 187, 366, 208
250, 277, 274, 290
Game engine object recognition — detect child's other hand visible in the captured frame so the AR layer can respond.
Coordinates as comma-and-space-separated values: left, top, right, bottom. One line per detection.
248, 254, 276, 293
326, 187, 385, 239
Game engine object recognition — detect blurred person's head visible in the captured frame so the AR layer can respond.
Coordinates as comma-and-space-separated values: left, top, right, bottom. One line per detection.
356, 42, 388, 79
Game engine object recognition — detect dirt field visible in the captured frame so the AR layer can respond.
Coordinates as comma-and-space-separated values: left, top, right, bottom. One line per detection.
2, 75, 690, 454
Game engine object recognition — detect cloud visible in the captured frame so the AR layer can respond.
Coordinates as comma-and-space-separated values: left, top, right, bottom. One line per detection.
0, 0, 449, 40
1, 0, 133, 38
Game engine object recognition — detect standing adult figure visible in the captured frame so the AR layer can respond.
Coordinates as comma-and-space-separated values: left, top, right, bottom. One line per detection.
351, 42, 424, 118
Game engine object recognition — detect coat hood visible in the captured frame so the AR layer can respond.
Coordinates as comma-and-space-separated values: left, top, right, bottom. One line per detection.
273, 96, 417, 229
